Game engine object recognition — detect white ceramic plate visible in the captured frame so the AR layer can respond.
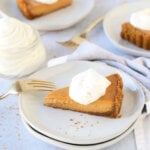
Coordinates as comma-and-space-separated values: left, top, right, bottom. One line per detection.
103, 1, 150, 57
19, 61, 145, 145
21, 113, 139, 150
0, 0, 94, 31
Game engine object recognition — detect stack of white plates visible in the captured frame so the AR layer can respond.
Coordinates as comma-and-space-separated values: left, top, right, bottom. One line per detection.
19, 61, 145, 150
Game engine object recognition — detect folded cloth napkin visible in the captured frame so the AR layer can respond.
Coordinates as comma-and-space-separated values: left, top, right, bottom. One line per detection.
48, 41, 150, 150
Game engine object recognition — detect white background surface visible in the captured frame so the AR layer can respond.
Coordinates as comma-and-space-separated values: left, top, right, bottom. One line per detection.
0, 0, 150, 150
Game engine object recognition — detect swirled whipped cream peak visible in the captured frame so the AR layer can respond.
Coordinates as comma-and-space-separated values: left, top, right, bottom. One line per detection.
69, 69, 111, 105
130, 9, 150, 30
0, 16, 46, 77
36, 0, 58, 4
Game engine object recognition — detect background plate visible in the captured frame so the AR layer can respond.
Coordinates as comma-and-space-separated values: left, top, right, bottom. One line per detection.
103, 1, 150, 57
0, 0, 94, 31
19, 61, 144, 145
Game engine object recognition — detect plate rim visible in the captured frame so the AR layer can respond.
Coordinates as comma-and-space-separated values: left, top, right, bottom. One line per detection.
21, 116, 139, 150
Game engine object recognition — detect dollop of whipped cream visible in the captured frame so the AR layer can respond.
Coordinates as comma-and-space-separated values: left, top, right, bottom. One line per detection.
36, 0, 58, 4
69, 69, 111, 105
0, 15, 46, 77
130, 9, 150, 30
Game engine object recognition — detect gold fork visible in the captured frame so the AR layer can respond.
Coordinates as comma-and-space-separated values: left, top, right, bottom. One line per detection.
57, 15, 104, 49
0, 79, 55, 100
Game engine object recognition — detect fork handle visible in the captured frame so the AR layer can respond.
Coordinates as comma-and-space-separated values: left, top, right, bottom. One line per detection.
0, 92, 12, 100
80, 15, 104, 38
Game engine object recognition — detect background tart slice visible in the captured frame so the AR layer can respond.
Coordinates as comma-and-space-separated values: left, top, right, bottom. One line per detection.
121, 22, 150, 50
17, 0, 73, 19
44, 74, 124, 118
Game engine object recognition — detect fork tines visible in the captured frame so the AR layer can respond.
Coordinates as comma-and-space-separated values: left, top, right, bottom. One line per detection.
57, 41, 79, 49
20, 79, 56, 91
28, 79, 55, 85
29, 79, 55, 90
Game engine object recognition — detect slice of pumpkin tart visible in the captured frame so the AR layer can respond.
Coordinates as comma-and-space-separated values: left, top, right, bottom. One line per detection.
44, 74, 124, 118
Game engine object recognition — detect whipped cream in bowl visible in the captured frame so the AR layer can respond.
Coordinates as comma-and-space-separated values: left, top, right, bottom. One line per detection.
69, 69, 111, 105
0, 15, 46, 78
130, 8, 150, 30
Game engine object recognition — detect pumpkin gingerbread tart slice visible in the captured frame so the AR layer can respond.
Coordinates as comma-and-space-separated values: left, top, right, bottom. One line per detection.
121, 22, 150, 50
44, 74, 124, 118
17, 0, 73, 19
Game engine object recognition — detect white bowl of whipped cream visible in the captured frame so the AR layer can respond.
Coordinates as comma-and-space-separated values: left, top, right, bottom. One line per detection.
0, 12, 46, 78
